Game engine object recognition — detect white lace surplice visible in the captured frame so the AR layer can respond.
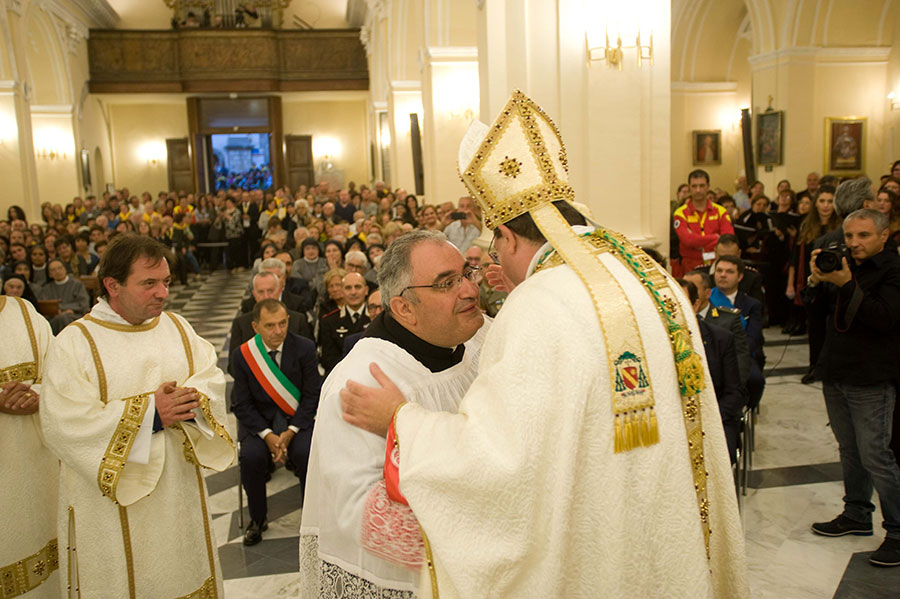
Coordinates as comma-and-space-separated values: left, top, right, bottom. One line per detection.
299, 326, 487, 599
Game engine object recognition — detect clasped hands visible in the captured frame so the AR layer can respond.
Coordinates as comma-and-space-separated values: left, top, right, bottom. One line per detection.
0, 381, 39, 415
154, 380, 201, 428
264, 429, 295, 463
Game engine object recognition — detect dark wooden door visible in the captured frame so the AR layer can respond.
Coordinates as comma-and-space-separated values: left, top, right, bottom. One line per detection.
166, 138, 195, 193
285, 135, 314, 190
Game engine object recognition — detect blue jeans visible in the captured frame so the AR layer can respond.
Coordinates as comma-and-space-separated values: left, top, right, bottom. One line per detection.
823, 381, 900, 539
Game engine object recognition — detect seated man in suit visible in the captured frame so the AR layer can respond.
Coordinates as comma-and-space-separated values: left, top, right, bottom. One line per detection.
230, 273, 313, 369
342, 288, 383, 356
680, 278, 746, 462
274, 251, 316, 313
240, 258, 306, 314
318, 272, 370, 375
712, 255, 766, 410
714, 234, 766, 313
683, 269, 752, 386
230, 299, 322, 546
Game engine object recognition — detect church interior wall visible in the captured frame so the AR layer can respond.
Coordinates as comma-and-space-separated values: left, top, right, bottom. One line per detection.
281, 92, 370, 186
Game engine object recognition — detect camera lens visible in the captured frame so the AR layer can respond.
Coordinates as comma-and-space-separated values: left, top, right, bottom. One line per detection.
815, 251, 839, 273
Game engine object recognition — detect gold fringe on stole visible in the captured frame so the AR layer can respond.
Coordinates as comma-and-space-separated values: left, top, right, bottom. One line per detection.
530, 204, 660, 454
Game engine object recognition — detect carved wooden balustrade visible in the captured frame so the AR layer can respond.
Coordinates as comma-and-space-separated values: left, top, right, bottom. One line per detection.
88, 29, 368, 93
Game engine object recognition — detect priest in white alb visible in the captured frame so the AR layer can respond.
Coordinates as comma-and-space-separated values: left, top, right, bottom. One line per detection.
1, 295, 58, 597
341, 90, 749, 598
41, 234, 235, 598
300, 230, 488, 598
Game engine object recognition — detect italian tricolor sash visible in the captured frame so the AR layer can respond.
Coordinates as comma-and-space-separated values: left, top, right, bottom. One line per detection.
240, 335, 300, 416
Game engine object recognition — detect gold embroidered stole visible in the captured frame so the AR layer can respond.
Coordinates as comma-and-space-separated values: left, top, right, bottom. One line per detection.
530, 204, 711, 558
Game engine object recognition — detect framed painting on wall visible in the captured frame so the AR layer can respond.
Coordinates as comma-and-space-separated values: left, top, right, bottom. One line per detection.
756, 110, 783, 166
692, 130, 721, 166
825, 117, 866, 176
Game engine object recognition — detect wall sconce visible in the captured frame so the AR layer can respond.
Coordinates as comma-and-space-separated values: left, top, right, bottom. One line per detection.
889, 92, 900, 111
137, 141, 166, 166
34, 126, 74, 161
585, 2, 653, 70
313, 136, 342, 171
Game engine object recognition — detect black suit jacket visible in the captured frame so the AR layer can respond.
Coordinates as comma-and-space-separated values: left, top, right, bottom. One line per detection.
732, 291, 764, 363
704, 305, 751, 386
230, 332, 321, 441
229, 310, 313, 373
698, 319, 746, 460
241, 290, 307, 315
318, 306, 370, 373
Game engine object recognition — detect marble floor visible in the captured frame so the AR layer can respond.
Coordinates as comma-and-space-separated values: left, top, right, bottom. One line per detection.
169, 273, 900, 598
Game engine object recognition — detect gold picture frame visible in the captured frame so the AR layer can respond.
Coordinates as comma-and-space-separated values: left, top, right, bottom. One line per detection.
692, 130, 721, 166
824, 117, 866, 176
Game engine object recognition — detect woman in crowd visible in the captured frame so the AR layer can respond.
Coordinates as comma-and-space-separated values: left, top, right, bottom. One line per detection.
317, 267, 347, 322
323, 239, 344, 271
250, 241, 278, 277
419, 204, 441, 231
223, 197, 244, 271
294, 238, 328, 294
10, 261, 41, 300
767, 189, 800, 327
29, 245, 48, 287
2, 272, 39, 308
874, 187, 900, 244
7, 205, 26, 223
785, 185, 840, 375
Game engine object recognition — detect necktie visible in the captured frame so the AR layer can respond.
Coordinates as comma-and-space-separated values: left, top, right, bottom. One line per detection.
268, 350, 278, 367
351, 313, 358, 324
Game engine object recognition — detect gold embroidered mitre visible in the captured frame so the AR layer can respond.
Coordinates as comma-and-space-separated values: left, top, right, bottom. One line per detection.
458, 89, 575, 230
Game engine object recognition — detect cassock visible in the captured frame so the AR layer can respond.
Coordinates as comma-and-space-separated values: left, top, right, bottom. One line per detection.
41, 300, 235, 598
391, 244, 748, 598
0, 296, 58, 598
299, 312, 488, 598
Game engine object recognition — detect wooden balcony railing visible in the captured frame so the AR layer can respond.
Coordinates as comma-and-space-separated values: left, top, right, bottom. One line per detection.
88, 29, 368, 93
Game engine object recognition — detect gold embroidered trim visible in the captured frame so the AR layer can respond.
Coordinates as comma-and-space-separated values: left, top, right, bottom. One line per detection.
531, 205, 659, 453
66, 506, 81, 599
0, 296, 5, 312
195, 393, 233, 449
72, 322, 108, 405
84, 314, 160, 332
97, 393, 150, 502
420, 526, 439, 599
193, 466, 219, 599
118, 506, 136, 599
0, 537, 59, 599
0, 362, 37, 385
167, 312, 195, 376
174, 576, 216, 599
461, 90, 575, 230
14, 296, 40, 378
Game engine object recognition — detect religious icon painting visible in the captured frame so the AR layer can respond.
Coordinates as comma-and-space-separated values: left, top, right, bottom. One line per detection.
825, 117, 866, 176
756, 110, 783, 167
692, 130, 721, 166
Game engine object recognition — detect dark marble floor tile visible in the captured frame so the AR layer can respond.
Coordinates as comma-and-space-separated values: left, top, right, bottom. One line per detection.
749, 462, 842, 489
834, 552, 900, 598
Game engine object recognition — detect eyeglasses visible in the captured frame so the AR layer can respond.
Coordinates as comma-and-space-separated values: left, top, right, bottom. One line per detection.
401, 267, 481, 295
487, 237, 499, 263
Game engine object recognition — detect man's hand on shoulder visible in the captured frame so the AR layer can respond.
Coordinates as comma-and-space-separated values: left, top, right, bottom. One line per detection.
154, 381, 200, 428
0, 381, 39, 415
341, 363, 405, 437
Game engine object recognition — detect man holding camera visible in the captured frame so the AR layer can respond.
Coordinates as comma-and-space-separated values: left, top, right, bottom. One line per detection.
806, 208, 900, 567
443, 196, 483, 251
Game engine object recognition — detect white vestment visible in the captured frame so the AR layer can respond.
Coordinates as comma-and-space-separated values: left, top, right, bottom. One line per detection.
0, 297, 58, 598
300, 324, 487, 598
41, 300, 235, 599
395, 254, 749, 598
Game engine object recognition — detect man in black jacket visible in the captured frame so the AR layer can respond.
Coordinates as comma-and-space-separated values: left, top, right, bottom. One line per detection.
230, 299, 321, 546
318, 272, 370, 374
805, 209, 900, 567
680, 279, 745, 463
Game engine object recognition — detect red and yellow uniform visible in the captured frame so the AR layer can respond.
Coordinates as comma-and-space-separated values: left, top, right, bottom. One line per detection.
673, 200, 734, 272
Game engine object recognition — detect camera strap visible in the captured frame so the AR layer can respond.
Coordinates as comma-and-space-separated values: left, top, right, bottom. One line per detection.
834, 282, 862, 333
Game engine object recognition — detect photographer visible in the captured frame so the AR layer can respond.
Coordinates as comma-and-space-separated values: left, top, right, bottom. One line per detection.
806, 208, 900, 567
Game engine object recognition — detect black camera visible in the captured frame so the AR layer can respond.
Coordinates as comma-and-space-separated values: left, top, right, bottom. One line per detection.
815, 241, 850, 273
